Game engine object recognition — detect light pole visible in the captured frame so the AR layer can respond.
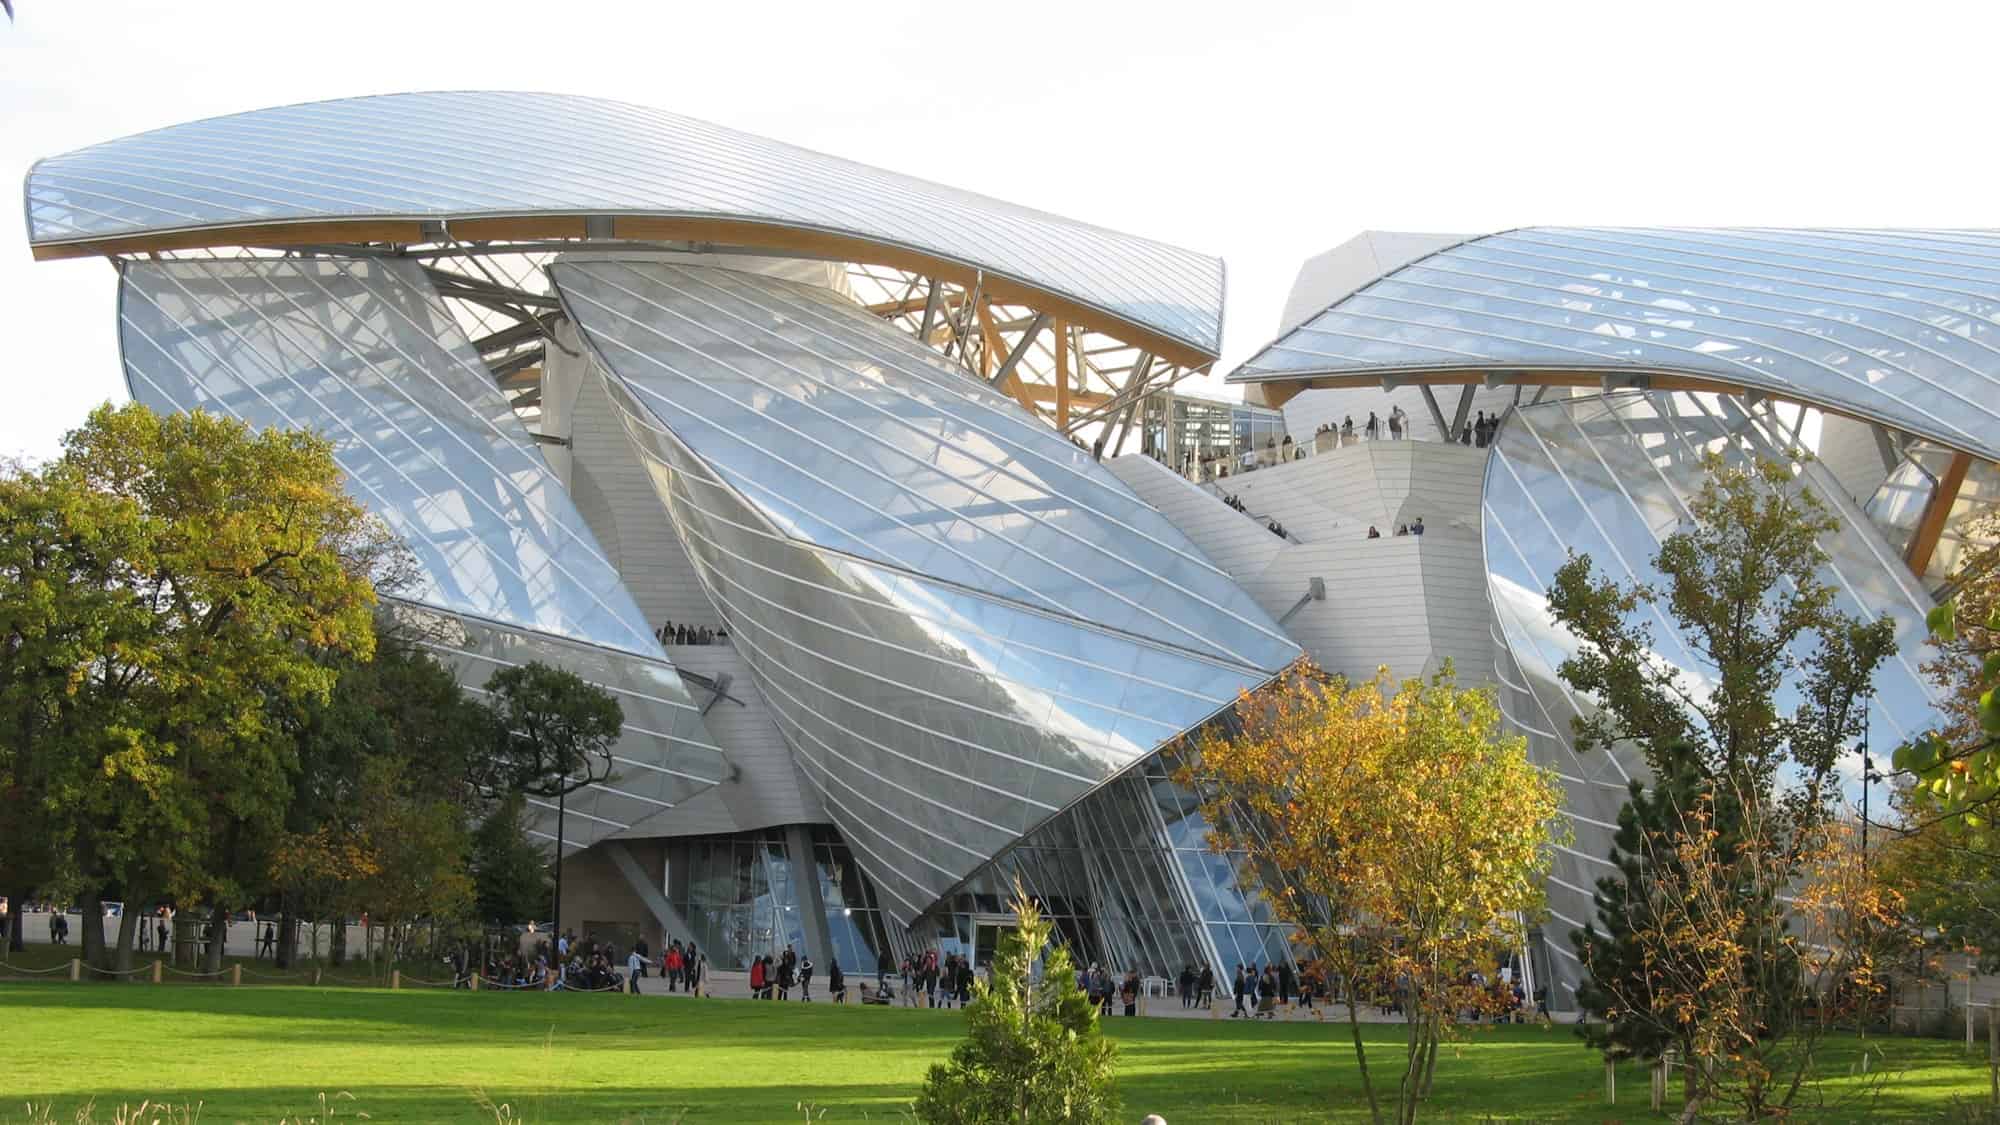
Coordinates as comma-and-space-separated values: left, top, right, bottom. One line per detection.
1859, 693, 1876, 869
552, 785, 567, 944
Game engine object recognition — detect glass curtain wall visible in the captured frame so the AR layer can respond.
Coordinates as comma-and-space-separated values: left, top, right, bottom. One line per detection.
916, 742, 1299, 985
664, 827, 893, 972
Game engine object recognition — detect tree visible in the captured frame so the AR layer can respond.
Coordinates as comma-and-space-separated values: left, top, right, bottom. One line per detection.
1549, 451, 1899, 1119
471, 791, 552, 925
482, 661, 622, 938
1, 404, 391, 972
1887, 522, 2000, 971
1184, 661, 1565, 1125
913, 885, 1118, 1125
278, 628, 493, 963
347, 757, 474, 970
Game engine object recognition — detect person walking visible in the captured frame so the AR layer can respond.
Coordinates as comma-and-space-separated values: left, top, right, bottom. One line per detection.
626, 947, 644, 995
829, 957, 846, 1003
1197, 965, 1214, 1009
1231, 965, 1249, 1018
1365, 411, 1381, 440
799, 953, 814, 1002
258, 922, 276, 960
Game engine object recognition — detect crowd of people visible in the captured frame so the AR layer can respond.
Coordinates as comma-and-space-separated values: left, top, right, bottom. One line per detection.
1316, 403, 1414, 445
477, 925, 708, 994
655, 620, 728, 646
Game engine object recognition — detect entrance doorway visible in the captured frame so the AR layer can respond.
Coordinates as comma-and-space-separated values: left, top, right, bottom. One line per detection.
972, 917, 1019, 973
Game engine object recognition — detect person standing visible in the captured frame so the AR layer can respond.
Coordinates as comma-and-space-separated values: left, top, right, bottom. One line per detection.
258, 922, 275, 960
1365, 411, 1381, 441
626, 947, 644, 995
799, 953, 814, 1002
1231, 965, 1249, 1018
1197, 965, 1214, 1010
1120, 971, 1140, 1017
828, 956, 845, 1003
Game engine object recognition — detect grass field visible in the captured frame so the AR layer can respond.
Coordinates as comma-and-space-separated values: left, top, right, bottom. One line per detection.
0, 982, 1992, 1123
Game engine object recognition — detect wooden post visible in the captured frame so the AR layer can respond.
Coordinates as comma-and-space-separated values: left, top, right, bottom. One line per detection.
1651, 1058, 1666, 1111
68, 958, 80, 982
1604, 1058, 1616, 1105
312, 967, 322, 987
230, 963, 241, 987
391, 968, 401, 990
1970, 976, 1978, 1054
151, 959, 162, 985
470, 971, 480, 992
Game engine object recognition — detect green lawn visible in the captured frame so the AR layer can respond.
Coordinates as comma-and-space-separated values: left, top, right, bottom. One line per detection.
0, 982, 1990, 1123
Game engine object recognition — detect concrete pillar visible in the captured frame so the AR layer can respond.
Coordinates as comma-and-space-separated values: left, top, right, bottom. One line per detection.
784, 824, 833, 967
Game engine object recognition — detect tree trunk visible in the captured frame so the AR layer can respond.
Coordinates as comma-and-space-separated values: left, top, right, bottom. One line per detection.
275, 900, 294, 969
1418, 1013, 1441, 1098
202, 904, 227, 975
332, 916, 347, 966
5, 887, 23, 952
79, 889, 108, 975
1344, 978, 1385, 1124
113, 902, 140, 975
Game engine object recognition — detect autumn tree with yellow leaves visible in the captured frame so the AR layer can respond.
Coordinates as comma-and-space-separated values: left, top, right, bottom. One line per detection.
1183, 662, 1566, 1125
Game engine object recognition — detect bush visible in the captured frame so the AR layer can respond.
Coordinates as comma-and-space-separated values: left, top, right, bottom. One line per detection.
912, 889, 1118, 1124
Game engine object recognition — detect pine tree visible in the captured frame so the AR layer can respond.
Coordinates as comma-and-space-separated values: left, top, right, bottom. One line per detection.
913, 887, 1118, 1124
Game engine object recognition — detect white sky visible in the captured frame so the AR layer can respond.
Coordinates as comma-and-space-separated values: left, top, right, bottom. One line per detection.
4, 0, 1999, 461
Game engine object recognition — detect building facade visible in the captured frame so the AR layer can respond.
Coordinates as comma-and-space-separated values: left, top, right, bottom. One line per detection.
28, 98, 1993, 1003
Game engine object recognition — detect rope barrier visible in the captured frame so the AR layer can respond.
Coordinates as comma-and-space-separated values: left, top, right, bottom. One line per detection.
0, 959, 74, 975
162, 965, 228, 979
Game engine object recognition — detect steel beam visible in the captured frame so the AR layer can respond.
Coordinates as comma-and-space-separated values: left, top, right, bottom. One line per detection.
1419, 385, 1452, 441
603, 841, 701, 947
989, 312, 1049, 387
1449, 384, 1477, 442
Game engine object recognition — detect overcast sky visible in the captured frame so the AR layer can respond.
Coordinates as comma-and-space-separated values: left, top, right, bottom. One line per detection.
4, 0, 1998, 460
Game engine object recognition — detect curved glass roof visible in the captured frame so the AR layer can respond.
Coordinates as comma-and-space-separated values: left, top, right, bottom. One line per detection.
27, 91, 1223, 359
1230, 228, 2000, 463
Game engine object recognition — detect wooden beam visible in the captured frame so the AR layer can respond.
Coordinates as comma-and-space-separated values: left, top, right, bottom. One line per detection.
975, 300, 1004, 380
867, 291, 966, 317
31, 212, 1217, 369
1907, 450, 1973, 575
31, 220, 428, 259
1053, 319, 1071, 429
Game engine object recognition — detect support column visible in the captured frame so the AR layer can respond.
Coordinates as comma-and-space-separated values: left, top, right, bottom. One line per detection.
1419, 385, 1452, 442
784, 824, 834, 967
1448, 384, 1477, 443
1907, 450, 1972, 576
603, 841, 700, 948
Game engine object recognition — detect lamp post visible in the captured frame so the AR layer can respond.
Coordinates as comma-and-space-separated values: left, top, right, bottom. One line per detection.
552, 785, 567, 945
1859, 693, 1877, 869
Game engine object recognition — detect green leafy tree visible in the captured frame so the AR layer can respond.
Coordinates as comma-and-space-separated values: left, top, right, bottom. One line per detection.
482, 661, 622, 936
3, 404, 390, 972
913, 886, 1118, 1125
348, 757, 474, 970
471, 791, 551, 925
277, 629, 492, 964
1549, 452, 1898, 1119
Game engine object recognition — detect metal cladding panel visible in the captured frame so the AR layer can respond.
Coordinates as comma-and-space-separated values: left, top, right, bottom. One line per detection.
29, 91, 1222, 357
1479, 390, 1942, 1006
562, 267, 1292, 923
1232, 228, 2000, 463
118, 257, 729, 847
549, 260, 1297, 673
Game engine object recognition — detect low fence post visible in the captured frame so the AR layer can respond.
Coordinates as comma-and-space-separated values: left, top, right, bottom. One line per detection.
151, 959, 162, 985
1604, 1058, 1616, 1105
312, 967, 322, 986
391, 969, 400, 990
230, 963, 241, 987
1651, 1058, 1665, 1111
68, 958, 80, 982
470, 971, 480, 992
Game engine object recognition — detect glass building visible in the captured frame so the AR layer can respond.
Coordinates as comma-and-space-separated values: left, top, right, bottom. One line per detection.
30, 100, 1992, 1002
